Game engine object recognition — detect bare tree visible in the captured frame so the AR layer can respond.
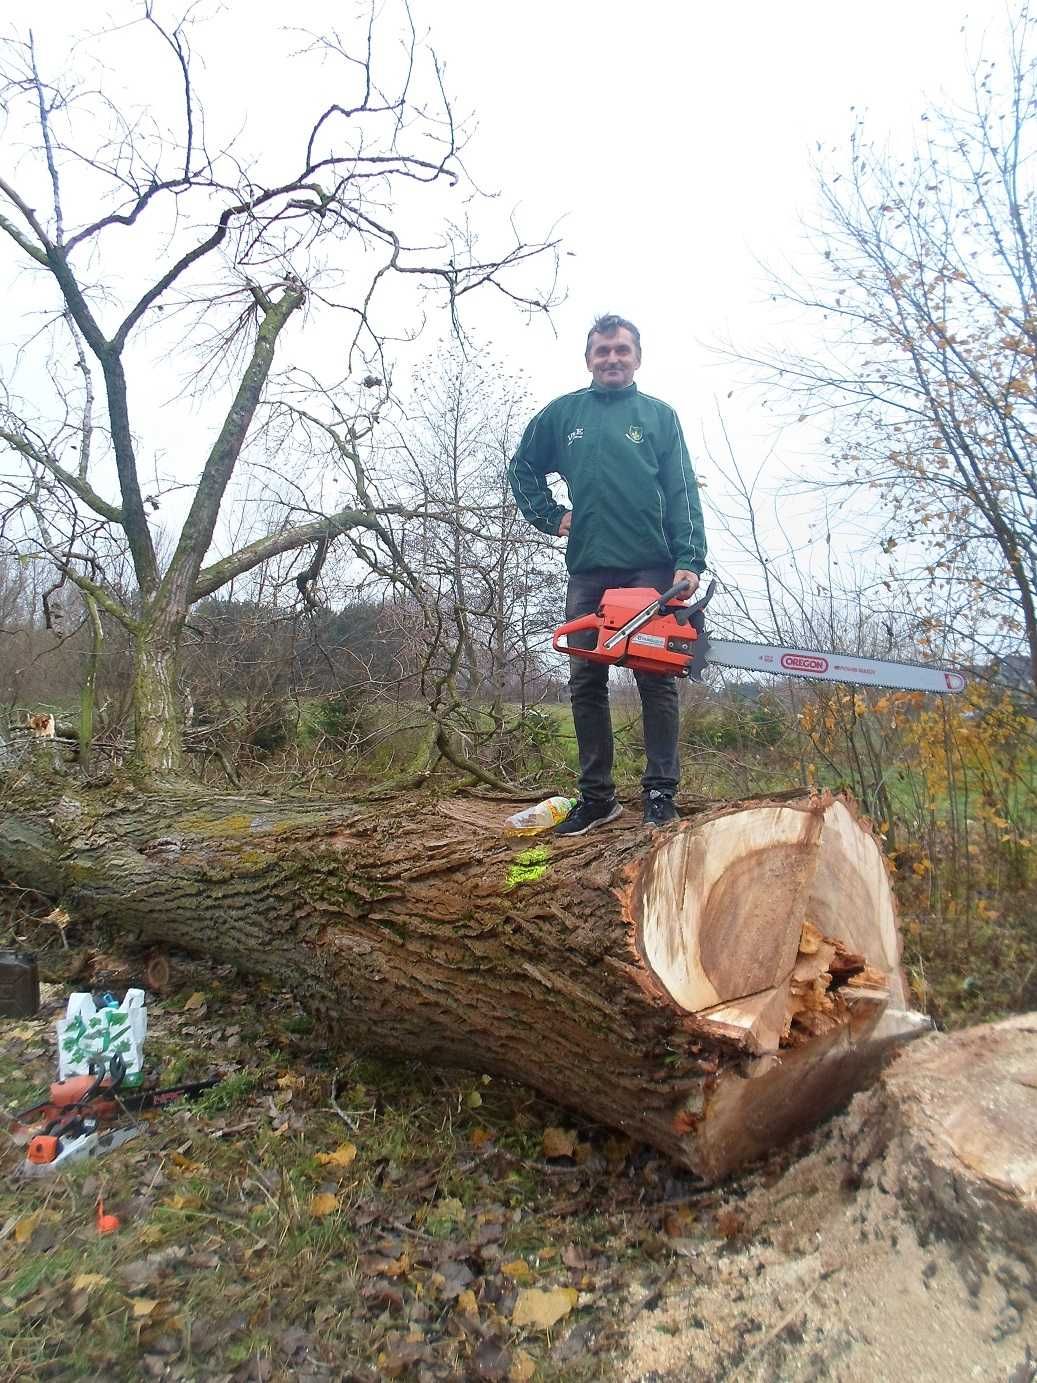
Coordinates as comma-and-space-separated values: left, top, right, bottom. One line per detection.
0, 4, 559, 778
390, 345, 566, 776
737, 7, 1037, 699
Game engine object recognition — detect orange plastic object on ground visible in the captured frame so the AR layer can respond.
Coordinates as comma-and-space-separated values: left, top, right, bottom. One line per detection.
96, 1199, 120, 1234
27, 1134, 60, 1164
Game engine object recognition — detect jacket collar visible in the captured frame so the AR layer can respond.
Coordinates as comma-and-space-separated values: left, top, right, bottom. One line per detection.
587, 381, 639, 400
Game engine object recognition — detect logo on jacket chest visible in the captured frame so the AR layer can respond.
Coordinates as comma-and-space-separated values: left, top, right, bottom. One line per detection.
626, 425, 643, 444
566, 427, 584, 447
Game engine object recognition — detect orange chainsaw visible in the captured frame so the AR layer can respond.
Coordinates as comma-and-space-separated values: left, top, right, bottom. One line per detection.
552, 580, 968, 693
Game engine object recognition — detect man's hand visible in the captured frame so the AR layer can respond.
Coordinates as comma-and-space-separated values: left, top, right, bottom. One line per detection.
557, 512, 572, 537
674, 569, 700, 599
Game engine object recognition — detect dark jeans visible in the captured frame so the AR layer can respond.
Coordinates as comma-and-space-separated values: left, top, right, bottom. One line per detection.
565, 566, 680, 802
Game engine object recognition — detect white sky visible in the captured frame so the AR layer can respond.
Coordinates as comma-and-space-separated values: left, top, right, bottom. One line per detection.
0, 0, 1012, 605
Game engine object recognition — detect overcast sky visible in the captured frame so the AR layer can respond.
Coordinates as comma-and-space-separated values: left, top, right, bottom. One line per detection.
1, 0, 1013, 597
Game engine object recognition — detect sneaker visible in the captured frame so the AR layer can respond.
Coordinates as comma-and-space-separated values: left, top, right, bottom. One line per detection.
643, 791, 679, 828
552, 797, 623, 837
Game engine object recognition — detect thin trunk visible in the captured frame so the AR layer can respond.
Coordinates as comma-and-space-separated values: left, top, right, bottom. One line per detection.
78, 594, 103, 773
131, 628, 184, 777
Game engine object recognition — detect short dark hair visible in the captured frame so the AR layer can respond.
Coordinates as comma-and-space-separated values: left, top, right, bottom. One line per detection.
585, 314, 641, 358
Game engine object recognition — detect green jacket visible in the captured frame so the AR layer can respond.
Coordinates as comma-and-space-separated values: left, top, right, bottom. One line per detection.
508, 382, 707, 575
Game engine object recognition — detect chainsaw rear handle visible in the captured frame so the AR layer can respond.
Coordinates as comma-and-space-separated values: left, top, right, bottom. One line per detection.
658, 577, 717, 612
551, 611, 601, 653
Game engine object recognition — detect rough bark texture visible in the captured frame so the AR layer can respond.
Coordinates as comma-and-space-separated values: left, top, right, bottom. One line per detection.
0, 777, 927, 1179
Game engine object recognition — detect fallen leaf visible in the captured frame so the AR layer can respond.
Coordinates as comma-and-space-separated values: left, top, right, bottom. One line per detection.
164, 1194, 202, 1211
470, 1127, 494, 1149
431, 1264, 470, 1304
132, 1298, 160, 1318
72, 1273, 108, 1292
542, 1127, 577, 1159
363, 1279, 405, 1313
509, 1349, 536, 1382
455, 1288, 479, 1316
431, 1197, 465, 1223
169, 1152, 204, 1173
714, 1207, 748, 1240
502, 1258, 532, 1280
359, 1252, 409, 1278
182, 991, 206, 1011
470, 1338, 511, 1378
663, 1207, 696, 1238
316, 1142, 357, 1168
13, 1214, 38, 1246
309, 1192, 339, 1218
376, 1338, 426, 1375
512, 1286, 577, 1329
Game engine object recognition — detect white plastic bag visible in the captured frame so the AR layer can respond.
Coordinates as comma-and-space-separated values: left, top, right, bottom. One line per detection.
56, 988, 148, 1083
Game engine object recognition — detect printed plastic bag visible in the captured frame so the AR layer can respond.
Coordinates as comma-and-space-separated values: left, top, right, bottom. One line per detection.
56, 989, 148, 1084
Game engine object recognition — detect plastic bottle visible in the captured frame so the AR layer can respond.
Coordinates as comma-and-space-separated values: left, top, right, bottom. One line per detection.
504, 796, 576, 835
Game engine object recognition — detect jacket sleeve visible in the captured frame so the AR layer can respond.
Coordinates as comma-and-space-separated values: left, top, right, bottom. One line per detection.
658, 407, 707, 574
508, 403, 567, 537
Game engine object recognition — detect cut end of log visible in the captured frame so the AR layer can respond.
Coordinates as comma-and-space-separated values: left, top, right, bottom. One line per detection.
635, 797, 908, 1057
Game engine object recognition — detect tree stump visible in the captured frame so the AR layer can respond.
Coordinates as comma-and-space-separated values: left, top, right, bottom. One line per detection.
0, 782, 928, 1179
838, 1013, 1037, 1266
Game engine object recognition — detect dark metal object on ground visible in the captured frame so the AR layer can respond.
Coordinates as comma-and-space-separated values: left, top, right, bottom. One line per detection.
0, 950, 40, 1017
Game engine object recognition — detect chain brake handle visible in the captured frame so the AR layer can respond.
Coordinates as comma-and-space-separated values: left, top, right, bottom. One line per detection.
671, 578, 717, 625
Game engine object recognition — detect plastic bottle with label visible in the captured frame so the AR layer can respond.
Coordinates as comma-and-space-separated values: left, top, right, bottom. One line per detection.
504, 796, 576, 835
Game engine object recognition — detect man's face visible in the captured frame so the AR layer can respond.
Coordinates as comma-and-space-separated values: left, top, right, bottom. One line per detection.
586, 327, 641, 389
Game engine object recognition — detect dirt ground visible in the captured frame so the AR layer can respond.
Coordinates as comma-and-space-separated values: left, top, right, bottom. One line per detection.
621, 1119, 1034, 1382
0, 945, 1034, 1382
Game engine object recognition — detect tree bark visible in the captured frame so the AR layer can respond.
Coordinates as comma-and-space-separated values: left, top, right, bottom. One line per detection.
131, 629, 184, 777
0, 782, 928, 1179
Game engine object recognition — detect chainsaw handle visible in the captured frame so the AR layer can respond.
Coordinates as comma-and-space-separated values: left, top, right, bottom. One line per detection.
657, 579, 693, 606
552, 612, 600, 652
685, 575, 718, 614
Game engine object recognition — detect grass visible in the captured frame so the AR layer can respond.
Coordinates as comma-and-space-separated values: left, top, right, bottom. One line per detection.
0, 931, 722, 1381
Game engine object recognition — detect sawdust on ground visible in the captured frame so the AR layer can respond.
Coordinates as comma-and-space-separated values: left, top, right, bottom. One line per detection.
620, 1104, 1034, 1383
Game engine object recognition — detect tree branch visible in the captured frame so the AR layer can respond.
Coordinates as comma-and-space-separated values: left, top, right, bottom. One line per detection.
0, 426, 123, 524
191, 505, 388, 603
159, 282, 307, 613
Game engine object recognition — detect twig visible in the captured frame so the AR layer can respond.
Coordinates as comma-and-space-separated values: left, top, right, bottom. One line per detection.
725, 1283, 821, 1381
328, 1074, 364, 1131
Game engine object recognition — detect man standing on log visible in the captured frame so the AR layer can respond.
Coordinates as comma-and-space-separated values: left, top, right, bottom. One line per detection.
509, 314, 708, 834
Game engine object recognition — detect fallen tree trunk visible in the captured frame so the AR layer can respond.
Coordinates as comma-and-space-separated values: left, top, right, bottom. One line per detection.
0, 780, 928, 1179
